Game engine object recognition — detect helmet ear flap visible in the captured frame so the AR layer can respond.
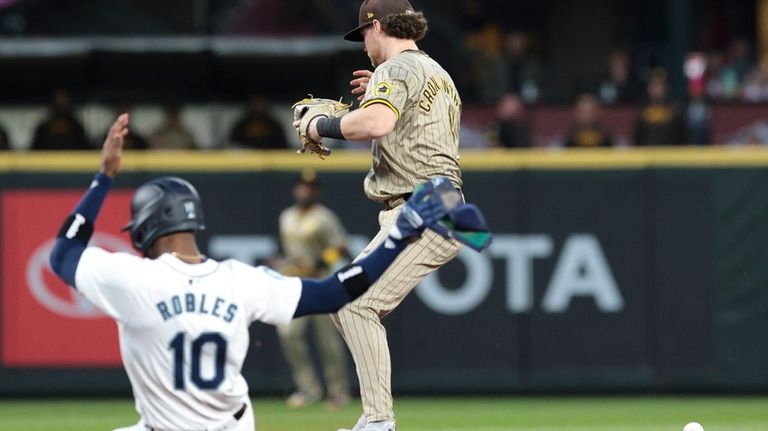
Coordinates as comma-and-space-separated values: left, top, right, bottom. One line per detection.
132, 228, 145, 251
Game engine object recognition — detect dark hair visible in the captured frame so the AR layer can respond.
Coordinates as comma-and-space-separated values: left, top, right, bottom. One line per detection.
380, 11, 428, 41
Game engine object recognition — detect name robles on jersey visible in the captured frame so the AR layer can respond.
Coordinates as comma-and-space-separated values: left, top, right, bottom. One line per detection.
73, 248, 302, 429
155, 292, 239, 323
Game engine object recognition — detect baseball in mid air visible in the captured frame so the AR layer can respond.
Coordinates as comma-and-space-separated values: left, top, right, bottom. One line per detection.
683, 422, 704, 431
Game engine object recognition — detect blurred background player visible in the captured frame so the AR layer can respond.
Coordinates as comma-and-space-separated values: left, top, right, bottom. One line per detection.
274, 170, 351, 410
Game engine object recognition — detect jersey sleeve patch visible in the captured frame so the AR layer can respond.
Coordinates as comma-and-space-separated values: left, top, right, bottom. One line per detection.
374, 81, 393, 96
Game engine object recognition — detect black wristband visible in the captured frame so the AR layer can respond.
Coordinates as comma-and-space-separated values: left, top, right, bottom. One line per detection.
315, 116, 345, 140
336, 264, 370, 301
57, 213, 94, 243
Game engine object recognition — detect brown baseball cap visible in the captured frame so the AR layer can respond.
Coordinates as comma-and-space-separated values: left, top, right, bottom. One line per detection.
296, 169, 319, 187
343, 0, 416, 42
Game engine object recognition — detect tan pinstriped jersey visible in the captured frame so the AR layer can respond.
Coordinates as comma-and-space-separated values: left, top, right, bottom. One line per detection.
360, 50, 462, 202
279, 204, 347, 278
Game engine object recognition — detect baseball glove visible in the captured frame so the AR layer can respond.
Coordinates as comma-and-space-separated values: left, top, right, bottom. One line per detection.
292, 95, 351, 159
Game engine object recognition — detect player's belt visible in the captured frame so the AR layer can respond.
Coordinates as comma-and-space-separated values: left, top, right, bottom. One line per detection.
383, 188, 464, 210
383, 193, 413, 210
145, 403, 247, 431
232, 403, 247, 421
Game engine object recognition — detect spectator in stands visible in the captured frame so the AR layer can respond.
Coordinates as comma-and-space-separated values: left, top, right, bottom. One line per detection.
742, 57, 768, 103
726, 120, 768, 146
686, 94, 711, 145
633, 69, 689, 146
487, 93, 531, 148
598, 50, 640, 104
719, 38, 754, 99
459, 0, 505, 103
228, 95, 288, 149
502, 31, 542, 104
685, 54, 712, 145
564, 94, 613, 148
705, 51, 726, 100
31, 88, 90, 150
104, 104, 148, 150
0, 123, 9, 150
150, 104, 196, 150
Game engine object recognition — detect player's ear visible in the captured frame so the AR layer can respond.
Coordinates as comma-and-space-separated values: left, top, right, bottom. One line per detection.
372, 20, 382, 34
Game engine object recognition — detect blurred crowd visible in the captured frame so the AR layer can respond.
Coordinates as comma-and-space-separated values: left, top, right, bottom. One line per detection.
0, 62, 766, 152
0, 0, 766, 150
0, 89, 292, 151
480, 39, 768, 148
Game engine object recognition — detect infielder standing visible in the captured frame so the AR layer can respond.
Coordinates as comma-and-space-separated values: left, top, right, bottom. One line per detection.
299, 0, 464, 430
49, 114, 462, 431
276, 171, 350, 409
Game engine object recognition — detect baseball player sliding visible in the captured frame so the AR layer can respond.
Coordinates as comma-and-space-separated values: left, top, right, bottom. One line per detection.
291, 0, 491, 430
49, 114, 487, 431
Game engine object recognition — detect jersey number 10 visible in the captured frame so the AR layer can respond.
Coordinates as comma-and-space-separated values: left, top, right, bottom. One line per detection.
169, 332, 227, 390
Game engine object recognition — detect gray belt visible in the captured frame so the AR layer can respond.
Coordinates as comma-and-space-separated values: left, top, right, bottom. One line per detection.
383, 193, 413, 210
382, 188, 464, 210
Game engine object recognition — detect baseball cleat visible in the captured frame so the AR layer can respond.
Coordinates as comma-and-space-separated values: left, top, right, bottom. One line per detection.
337, 414, 367, 431
358, 420, 397, 431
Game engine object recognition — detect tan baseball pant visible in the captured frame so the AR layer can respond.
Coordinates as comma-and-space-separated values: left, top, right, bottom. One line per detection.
278, 314, 350, 400
331, 204, 461, 422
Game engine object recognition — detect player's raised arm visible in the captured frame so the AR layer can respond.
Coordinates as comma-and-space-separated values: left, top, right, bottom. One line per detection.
49, 114, 129, 287
100, 113, 129, 178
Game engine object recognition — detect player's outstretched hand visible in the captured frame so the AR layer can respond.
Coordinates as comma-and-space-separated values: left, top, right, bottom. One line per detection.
100, 113, 129, 178
350, 70, 373, 102
429, 202, 492, 252
389, 177, 493, 251
389, 177, 457, 241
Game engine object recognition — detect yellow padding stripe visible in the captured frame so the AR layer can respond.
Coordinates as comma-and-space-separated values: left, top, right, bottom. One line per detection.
4, 147, 768, 172
360, 98, 400, 120
0, 151, 371, 172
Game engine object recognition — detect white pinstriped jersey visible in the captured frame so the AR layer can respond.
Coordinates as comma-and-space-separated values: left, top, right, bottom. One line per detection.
360, 50, 462, 202
74, 248, 301, 430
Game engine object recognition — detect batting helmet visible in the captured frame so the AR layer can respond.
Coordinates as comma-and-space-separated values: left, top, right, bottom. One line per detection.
122, 177, 205, 253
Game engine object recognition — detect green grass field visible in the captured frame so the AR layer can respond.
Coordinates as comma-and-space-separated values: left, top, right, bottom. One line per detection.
1, 396, 767, 431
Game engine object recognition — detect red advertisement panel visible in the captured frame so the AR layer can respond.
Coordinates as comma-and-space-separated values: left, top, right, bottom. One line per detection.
2, 189, 135, 367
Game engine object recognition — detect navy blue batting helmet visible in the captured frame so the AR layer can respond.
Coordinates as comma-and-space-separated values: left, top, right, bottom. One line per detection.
122, 177, 205, 253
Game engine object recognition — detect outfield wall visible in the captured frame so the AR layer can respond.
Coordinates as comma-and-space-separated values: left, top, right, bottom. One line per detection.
1, 148, 767, 395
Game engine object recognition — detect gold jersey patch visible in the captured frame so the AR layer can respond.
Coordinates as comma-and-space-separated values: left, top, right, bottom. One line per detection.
374, 81, 393, 96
